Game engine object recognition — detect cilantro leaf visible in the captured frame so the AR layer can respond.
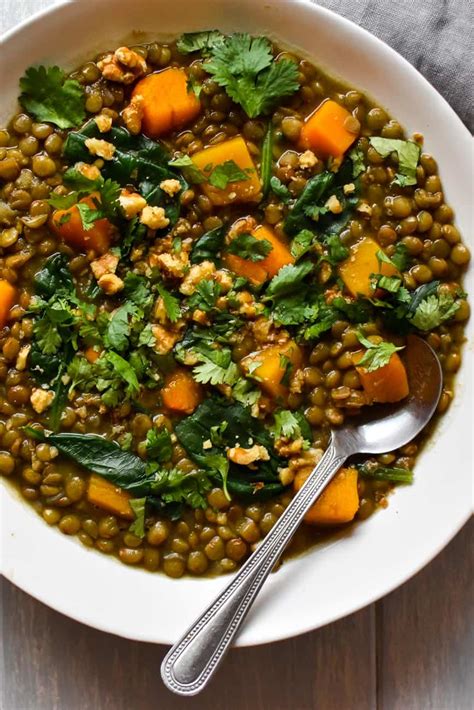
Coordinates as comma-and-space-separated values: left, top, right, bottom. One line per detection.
369, 137, 420, 187
129, 497, 147, 538
356, 333, 404, 372
284, 172, 335, 235
168, 155, 206, 184
190, 225, 226, 264
19, 65, 86, 129
205, 34, 299, 118
105, 351, 140, 396
176, 30, 225, 55
324, 233, 350, 264
265, 261, 313, 298
290, 229, 314, 260
123, 272, 153, 308
187, 280, 221, 312
193, 347, 240, 386
104, 303, 134, 352
156, 284, 181, 323
272, 410, 301, 439
270, 176, 292, 204
349, 146, 366, 178
409, 291, 460, 331
146, 428, 173, 463
227, 233, 273, 262
208, 160, 251, 189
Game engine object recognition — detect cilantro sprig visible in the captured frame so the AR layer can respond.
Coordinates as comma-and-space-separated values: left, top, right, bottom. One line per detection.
19, 65, 86, 129
356, 333, 404, 372
204, 33, 300, 118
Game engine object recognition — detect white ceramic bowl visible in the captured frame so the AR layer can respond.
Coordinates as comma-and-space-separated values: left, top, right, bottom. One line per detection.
1, 0, 472, 647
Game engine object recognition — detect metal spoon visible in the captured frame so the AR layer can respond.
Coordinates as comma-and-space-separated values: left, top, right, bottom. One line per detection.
161, 335, 442, 696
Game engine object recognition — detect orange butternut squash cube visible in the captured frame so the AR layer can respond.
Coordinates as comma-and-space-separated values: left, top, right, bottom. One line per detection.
161, 369, 203, 414
223, 224, 294, 286
294, 466, 359, 525
51, 193, 112, 255
300, 99, 358, 157
0, 280, 16, 330
353, 350, 409, 403
191, 137, 261, 206
241, 340, 303, 400
338, 237, 399, 297
87, 474, 133, 519
132, 67, 201, 138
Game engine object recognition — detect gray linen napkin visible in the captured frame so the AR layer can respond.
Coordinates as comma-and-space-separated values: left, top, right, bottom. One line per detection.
314, 0, 474, 132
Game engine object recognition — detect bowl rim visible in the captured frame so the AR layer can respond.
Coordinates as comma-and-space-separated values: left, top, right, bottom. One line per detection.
1, 0, 472, 647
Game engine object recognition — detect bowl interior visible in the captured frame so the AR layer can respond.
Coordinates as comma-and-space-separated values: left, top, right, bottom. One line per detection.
1, 0, 472, 646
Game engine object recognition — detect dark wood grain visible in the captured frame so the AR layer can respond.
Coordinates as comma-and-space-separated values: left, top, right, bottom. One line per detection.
0, 578, 375, 710
377, 517, 473, 710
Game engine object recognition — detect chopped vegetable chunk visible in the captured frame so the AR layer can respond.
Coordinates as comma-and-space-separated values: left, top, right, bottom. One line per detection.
132, 67, 201, 138
87, 473, 133, 519
294, 466, 359, 525
339, 237, 399, 297
51, 193, 112, 254
161, 369, 203, 413
299, 99, 358, 157
241, 340, 303, 400
353, 350, 409, 403
191, 136, 261, 205
0, 280, 16, 329
223, 224, 294, 285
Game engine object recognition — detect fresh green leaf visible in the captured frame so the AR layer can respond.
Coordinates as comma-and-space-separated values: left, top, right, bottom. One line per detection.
104, 303, 133, 352
19, 65, 85, 129
409, 291, 460, 331
260, 123, 273, 197
369, 137, 421, 187
227, 233, 273, 262
270, 176, 292, 204
205, 34, 299, 118
357, 462, 413, 483
146, 428, 173, 463
156, 283, 181, 323
105, 351, 140, 395
265, 261, 313, 298
190, 225, 226, 264
123, 272, 153, 308
129, 497, 147, 538
290, 229, 314, 260
272, 410, 301, 439
192, 347, 240, 386
176, 30, 224, 55
349, 146, 365, 178
208, 160, 251, 189
284, 172, 335, 235
356, 332, 404, 372
187, 280, 221, 312
324, 233, 350, 263
168, 155, 206, 184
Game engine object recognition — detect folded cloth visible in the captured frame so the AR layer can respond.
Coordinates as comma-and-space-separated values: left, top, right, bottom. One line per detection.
314, 0, 473, 132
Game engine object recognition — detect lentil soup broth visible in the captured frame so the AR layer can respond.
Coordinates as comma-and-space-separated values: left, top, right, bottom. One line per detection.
0, 32, 469, 579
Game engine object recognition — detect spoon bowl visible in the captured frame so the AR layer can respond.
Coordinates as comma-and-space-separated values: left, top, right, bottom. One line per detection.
334, 335, 443, 457
162, 336, 443, 696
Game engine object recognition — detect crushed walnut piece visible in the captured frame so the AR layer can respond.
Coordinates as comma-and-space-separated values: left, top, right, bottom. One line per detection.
151, 324, 181, 355
275, 437, 305, 458
343, 182, 356, 195
119, 190, 147, 219
325, 194, 343, 214
299, 150, 318, 169
75, 162, 101, 180
151, 251, 189, 279
121, 94, 144, 135
160, 178, 182, 197
15, 344, 31, 372
97, 46, 147, 85
356, 201, 373, 216
94, 113, 113, 133
90, 252, 119, 280
97, 273, 124, 295
227, 444, 270, 467
30, 388, 55, 414
179, 260, 216, 295
278, 447, 324, 486
84, 138, 116, 161
140, 205, 170, 230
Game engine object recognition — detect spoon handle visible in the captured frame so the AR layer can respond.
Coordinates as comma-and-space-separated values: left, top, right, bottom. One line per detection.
161, 440, 347, 696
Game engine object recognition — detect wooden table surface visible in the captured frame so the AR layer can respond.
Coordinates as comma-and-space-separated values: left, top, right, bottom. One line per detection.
1, 2, 473, 708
